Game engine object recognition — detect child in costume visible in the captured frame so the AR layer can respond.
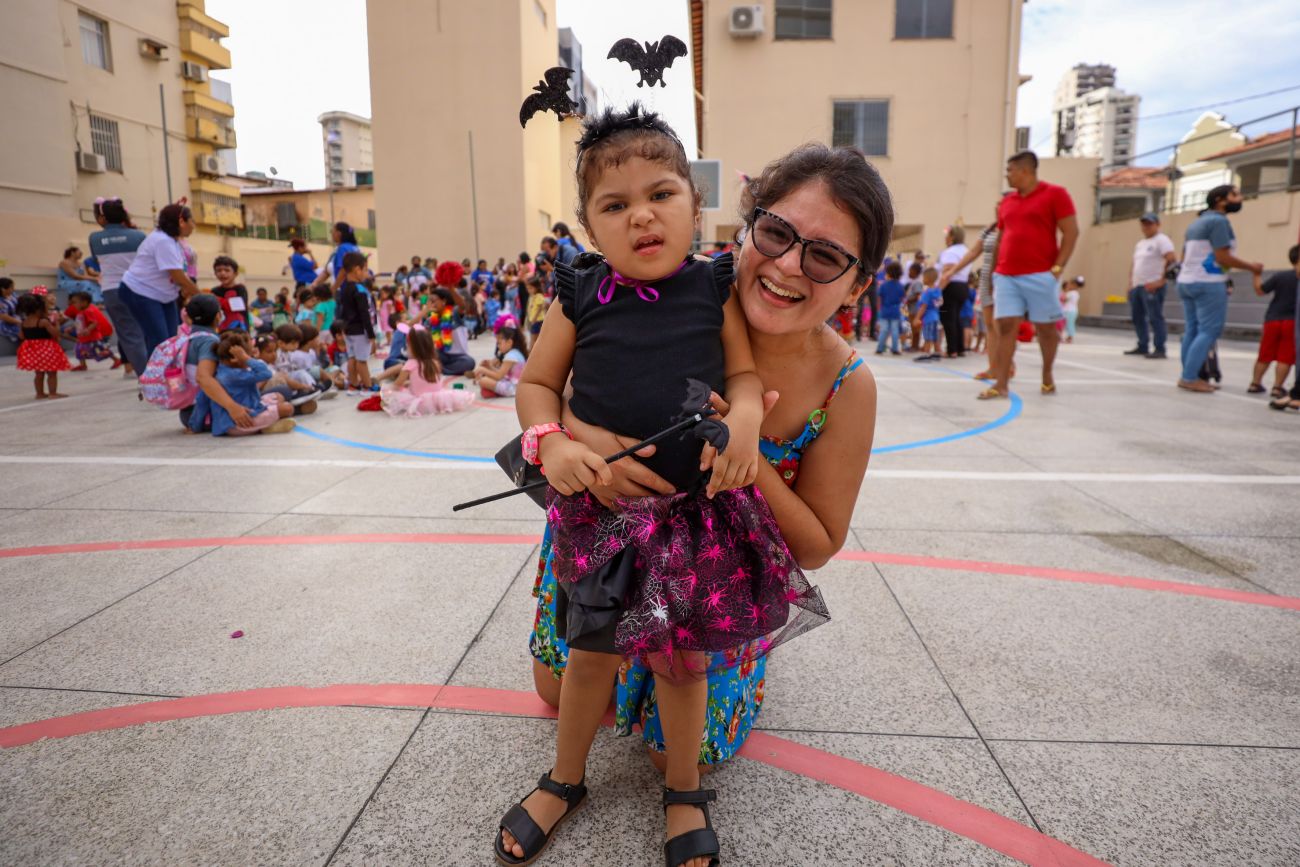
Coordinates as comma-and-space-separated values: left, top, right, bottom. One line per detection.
379, 326, 473, 417
15, 289, 70, 398
66, 290, 120, 369
498, 103, 827, 867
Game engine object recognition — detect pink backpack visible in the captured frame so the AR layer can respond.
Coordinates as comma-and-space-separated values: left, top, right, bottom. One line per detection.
139, 327, 214, 410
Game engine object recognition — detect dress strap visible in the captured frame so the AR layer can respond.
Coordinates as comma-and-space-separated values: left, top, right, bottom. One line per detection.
821, 351, 862, 411
792, 351, 862, 446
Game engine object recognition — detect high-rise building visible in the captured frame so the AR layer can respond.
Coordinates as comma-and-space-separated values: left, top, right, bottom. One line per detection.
318, 111, 374, 188
1052, 64, 1139, 167
690, 0, 1026, 252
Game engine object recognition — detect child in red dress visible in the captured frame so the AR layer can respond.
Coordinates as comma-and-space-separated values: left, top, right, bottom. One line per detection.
66, 290, 120, 370
15, 288, 71, 398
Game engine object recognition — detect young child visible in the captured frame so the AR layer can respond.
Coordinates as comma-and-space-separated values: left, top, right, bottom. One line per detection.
874, 261, 905, 355
65, 290, 120, 370
427, 288, 475, 376
379, 326, 474, 417
294, 289, 317, 325
1251, 244, 1298, 397
251, 287, 275, 334
523, 275, 547, 348
376, 286, 396, 347
498, 104, 825, 867
313, 284, 337, 333
915, 267, 944, 361
189, 331, 295, 436
472, 325, 528, 397
336, 251, 375, 394
273, 288, 292, 328
1061, 276, 1082, 344
212, 256, 250, 331
969, 271, 987, 354
15, 289, 70, 398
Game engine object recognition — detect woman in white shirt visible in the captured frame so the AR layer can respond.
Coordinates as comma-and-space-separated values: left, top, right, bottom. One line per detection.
119, 203, 199, 357
937, 225, 973, 356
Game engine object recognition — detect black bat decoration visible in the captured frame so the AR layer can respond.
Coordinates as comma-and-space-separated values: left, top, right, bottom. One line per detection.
607, 35, 688, 88
520, 66, 578, 128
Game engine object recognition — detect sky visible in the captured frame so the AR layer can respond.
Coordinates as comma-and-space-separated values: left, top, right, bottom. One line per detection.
209, 0, 1300, 190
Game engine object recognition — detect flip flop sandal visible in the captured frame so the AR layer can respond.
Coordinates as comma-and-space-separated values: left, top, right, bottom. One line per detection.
976, 387, 1007, 400
663, 787, 721, 867
1269, 397, 1299, 412
1041, 384, 1057, 395
1247, 383, 1266, 394
1270, 386, 1286, 399
973, 370, 994, 380
495, 772, 588, 866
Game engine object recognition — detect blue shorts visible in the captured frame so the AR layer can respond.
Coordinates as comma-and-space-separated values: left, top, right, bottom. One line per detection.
922, 320, 939, 343
993, 271, 1064, 323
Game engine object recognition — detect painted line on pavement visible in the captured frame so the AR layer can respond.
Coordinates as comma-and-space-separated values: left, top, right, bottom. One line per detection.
0, 532, 1294, 612
0, 683, 1111, 866
0, 383, 140, 415
0, 455, 496, 472
292, 425, 497, 462
866, 469, 1300, 485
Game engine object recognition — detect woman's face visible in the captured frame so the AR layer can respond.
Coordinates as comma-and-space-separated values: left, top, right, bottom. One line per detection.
332, 228, 342, 244
179, 213, 195, 237
70, 249, 82, 262
735, 180, 869, 338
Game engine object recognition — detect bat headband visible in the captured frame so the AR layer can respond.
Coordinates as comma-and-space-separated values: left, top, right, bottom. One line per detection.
607, 35, 687, 88
519, 66, 579, 128
575, 102, 684, 159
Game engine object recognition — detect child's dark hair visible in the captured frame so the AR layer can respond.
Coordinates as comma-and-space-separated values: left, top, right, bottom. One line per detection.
254, 333, 277, 351
213, 255, 239, 272
431, 287, 456, 307
885, 261, 903, 280
524, 275, 542, 293
275, 323, 303, 344
1289, 244, 1299, 266
16, 293, 46, 317
497, 325, 528, 359
342, 251, 367, 273
185, 293, 221, 327
313, 284, 334, 301
0, 277, 13, 293
68, 290, 93, 304
217, 331, 251, 361
298, 322, 319, 345
908, 262, 923, 278
405, 327, 440, 383
575, 102, 699, 230
388, 312, 400, 330
740, 143, 894, 284
329, 321, 345, 337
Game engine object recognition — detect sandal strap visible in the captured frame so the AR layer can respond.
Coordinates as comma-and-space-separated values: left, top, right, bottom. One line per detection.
499, 804, 546, 861
664, 828, 721, 867
663, 787, 717, 807
537, 772, 586, 805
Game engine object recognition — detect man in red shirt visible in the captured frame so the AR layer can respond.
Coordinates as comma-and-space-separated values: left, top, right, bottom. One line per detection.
980, 150, 1079, 399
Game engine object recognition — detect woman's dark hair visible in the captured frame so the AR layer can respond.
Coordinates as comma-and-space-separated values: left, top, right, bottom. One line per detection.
212, 255, 239, 272
95, 198, 134, 227
157, 204, 192, 238
185, 293, 221, 326
739, 143, 894, 283
313, 284, 334, 301
551, 221, 572, 238
63, 246, 80, 259
884, 261, 903, 280
574, 102, 698, 231
275, 323, 303, 343
405, 327, 440, 383
16, 293, 46, 317
298, 322, 319, 344
431, 287, 456, 307
497, 325, 528, 360
217, 330, 252, 362
333, 221, 358, 245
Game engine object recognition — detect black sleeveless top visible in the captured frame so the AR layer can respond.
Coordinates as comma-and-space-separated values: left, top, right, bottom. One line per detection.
558, 254, 733, 492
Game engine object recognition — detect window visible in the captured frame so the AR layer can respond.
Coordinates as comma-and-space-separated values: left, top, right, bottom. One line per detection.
79, 12, 112, 71
88, 113, 122, 171
832, 100, 889, 156
775, 0, 832, 39
895, 0, 953, 39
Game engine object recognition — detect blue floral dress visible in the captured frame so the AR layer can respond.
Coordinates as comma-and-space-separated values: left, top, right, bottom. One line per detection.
529, 351, 863, 763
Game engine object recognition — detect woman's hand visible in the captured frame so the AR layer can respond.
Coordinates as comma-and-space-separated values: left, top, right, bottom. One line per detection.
229, 405, 254, 428
561, 407, 675, 508
538, 436, 613, 496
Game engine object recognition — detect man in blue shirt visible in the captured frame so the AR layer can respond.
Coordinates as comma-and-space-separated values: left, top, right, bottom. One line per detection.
1175, 185, 1263, 392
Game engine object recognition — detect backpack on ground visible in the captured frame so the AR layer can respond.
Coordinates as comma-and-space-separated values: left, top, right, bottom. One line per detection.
139, 328, 214, 410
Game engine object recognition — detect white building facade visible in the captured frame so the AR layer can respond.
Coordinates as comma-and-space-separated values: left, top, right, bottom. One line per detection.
1053, 64, 1139, 168
318, 111, 373, 188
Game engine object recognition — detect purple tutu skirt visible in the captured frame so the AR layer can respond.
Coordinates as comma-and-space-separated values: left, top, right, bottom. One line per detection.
546, 485, 829, 676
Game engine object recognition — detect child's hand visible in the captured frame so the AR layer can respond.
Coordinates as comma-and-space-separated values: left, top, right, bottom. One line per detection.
539, 436, 613, 497
699, 389, 779, 473
707, 436, 759, 498
229, 345, 250, 364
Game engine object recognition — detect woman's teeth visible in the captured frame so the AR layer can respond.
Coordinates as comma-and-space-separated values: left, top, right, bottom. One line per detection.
760, 277, 804, 300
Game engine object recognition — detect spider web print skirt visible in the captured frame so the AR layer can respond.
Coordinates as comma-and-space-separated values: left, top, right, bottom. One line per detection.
546, 485, 830, 678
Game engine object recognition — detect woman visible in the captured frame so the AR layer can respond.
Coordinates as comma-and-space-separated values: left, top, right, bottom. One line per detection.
57, 246, 102, 303
119, 203, 198, 358
525, 143, 887, 782
88, 198, 149, 375
315, 222, 362, 292
288, 239, 318, 286
936, 225, 971, 357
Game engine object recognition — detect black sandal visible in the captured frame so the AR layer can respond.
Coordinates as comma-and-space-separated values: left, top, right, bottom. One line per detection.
495, 772, 588, 866
663, 787, 721, 867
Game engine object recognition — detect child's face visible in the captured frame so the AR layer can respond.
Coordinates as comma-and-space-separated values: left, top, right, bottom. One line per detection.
71, 297, 89, 311
214, 264, 236, 285
280, 339, 299, 352
496, 334, 510, 354
303, 296, 317, 308
257, 289, 268, 300
584, 156, 696, 282
258, 344, 276, 363
345, 265, 367, 283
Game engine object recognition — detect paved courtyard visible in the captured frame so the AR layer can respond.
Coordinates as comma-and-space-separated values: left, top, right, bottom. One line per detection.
1, 327, 1297, 866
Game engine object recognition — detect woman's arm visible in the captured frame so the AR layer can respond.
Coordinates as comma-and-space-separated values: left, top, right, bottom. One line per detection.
939, 240, 983, 288
166, 269, 198, 299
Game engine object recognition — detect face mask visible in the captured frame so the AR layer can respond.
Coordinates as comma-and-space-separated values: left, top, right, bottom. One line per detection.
1224, 201, 1243, 214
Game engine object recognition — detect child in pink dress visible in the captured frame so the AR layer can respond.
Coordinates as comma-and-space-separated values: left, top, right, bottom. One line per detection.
379, 325, 473, 417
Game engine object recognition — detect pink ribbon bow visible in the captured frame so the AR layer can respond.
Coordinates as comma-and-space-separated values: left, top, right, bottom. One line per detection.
596, 259, 690, 305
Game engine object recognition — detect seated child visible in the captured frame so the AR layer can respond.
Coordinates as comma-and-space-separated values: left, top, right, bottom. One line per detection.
65, 290, 120, 370
251, 287, 275, 334
472, 325, 528, 397
254, 333, 320, 408
189, 331, 295, 436
380, 325, 474, 417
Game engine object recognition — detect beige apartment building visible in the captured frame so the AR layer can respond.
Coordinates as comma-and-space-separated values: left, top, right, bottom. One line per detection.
691, 0, 1025, 254
319, 111, 374, 188
366, 0, 570, 263
0, 0, 241, 287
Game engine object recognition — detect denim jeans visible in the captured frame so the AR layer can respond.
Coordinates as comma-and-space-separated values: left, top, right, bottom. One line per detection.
876, 316, 901, 353
1128, 286, 1149, 352
118, 282, 179, 361
1142, 282, 1168, 354
1177, 281, 1228, 382
101, 286, 149, 374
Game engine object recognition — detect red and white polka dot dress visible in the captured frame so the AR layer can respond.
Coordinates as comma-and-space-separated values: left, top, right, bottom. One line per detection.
17, 338, 72, 372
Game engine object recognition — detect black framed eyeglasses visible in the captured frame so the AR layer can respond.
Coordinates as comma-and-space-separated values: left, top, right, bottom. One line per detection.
748, 207, 862, 284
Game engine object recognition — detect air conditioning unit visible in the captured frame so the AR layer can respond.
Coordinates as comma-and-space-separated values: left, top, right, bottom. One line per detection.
76, 151, 106, 173
195, 154, 221, 176
180, 61, 207, 82
729, 5, 764, 37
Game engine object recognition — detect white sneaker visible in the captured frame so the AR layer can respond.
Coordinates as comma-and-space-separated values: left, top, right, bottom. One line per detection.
290, 389, 322, 407
346, 389, 360, 396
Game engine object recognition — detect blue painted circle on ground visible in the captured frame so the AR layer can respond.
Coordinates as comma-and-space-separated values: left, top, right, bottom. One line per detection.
294, 360, 1021, 461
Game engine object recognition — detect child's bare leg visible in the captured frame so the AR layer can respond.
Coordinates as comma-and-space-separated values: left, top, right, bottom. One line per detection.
48, 371, 66, 398
1273, 363, 1292, 391
656, 661, 711, 867
532, 658, 562, 709
500, 648, 621, 860
33, 372, 46, 399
